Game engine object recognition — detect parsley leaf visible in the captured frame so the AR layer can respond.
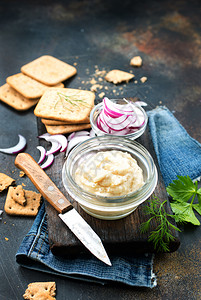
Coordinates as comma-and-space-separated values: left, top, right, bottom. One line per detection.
166, 175, 201, 226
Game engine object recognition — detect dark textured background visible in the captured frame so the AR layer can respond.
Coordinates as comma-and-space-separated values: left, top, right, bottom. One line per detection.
0, 0, 201, 299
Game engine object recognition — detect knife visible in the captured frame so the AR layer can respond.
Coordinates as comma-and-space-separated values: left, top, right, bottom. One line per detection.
15, 153, 111, 266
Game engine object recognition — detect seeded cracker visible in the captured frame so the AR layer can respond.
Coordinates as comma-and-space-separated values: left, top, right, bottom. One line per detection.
105, 69, 134, 84
23, 282, 56, 300
4, 188, 41, 216
0, 173, 15, 192
7, 73, 64, 99
45, 123, 91, 135
34, 88, 95, 123
0, 83, 39, 111
41, 116, 90, 125
21, 55, 77, 86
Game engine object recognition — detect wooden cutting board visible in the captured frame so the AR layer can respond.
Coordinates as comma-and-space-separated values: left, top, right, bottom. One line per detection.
37, 119, 180, 257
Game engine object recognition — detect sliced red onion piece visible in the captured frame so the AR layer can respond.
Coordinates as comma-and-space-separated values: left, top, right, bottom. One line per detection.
46, 141, 61, 155
89, 129, 96, 137
68, 132, 76, 141
0, 134, 26, 154
103, 97, 134, 117
45, 134, 68, 152
40, 154, 54, 169
135, 101, 148, 107
66, 135, 91, 155
37, 146, 46, 164
96, 98, 146, 135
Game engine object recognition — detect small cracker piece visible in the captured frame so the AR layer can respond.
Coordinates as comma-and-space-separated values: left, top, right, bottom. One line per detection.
0, 173, 15, 192
130, 56, 143, 67
4, 188, 41, 216
105, 69, 134, 84
23, 282, 56, 300
7, 73, 64, 99
45, 123, 91, 135
34, 88, 95, 123
0, 83, 39, 111
9, 185, 26, 206
21, 55, 77, 86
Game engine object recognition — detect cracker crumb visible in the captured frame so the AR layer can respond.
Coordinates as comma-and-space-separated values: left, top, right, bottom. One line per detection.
105, 86, 109, 90
19, 171, 25, 177
134, 80, 138, 84
113, 89, 116, 93
22, 183, 26, 187
90, 84, 103, 92
90, 78, 97, 85
99, 92, 105, 98
140, 76, 147, 83
98, 77, 103, 82
73, 62, 77, 66
130, 56, 143, 67
5, 237, 9, 241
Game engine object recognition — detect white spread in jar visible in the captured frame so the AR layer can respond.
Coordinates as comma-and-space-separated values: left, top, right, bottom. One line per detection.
74, 150, 144, 197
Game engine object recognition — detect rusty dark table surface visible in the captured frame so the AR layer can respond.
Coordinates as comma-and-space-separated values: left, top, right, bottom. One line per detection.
0, 0, 201, 299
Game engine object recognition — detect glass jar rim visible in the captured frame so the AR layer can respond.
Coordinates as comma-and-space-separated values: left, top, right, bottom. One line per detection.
89, 99, 148, 139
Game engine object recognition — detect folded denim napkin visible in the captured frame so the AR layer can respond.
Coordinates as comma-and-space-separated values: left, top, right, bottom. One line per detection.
16, 106, 201, 287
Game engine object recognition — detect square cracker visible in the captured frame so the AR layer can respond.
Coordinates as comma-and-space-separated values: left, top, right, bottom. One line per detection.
21, 55, 77, 86
4, 188, 41, 216
105, 69, 134, 84
0, 83, 39, 111
7, 73, 64, 99
45, 123, 91, 135
23, 282, 56, 300
34, 88, 95, 123
0, 173, 15, 192
41, 116, 90, 125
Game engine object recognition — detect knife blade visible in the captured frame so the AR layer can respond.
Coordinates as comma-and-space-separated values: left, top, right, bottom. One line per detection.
15, 153, 111, 266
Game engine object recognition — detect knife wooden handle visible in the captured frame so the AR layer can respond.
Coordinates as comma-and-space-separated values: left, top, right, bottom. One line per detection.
15, 153, 73, 214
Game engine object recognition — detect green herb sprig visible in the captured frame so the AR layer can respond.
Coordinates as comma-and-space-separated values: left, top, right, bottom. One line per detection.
55, 92, 90, 110
140, 196, 181, 252
167, 175, 201, 225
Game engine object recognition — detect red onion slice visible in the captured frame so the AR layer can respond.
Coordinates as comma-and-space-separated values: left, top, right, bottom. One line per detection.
66, 135, 91, 155
0, 134, 26, 154
96, 98, 146, 136
37, 146, 46, 164
46, 141, 61, 155
39, 154, 54, 169
38, 133, 67, 153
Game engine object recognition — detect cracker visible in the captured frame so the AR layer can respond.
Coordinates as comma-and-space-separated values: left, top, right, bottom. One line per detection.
0, 173, 15, 192
4, 188, 41, 216
21, 55, 77, 86
41, 116, 90, 126
130, 56, 142, 67
23, 282, 56, 300
0, 83, 39, 111
105, 69, 134, 84
9, 185, 26, 206
6, 73, 64, 99
45, 123, 91, 135
34, 88, 95, 122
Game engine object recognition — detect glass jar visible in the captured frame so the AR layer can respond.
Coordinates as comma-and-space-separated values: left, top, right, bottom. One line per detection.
90, 99, 148, 140
62, 136, 158, 220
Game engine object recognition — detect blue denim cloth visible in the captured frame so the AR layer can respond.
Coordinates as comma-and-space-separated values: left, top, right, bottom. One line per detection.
147, 106, 201, 186
16, 106, 201, 287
